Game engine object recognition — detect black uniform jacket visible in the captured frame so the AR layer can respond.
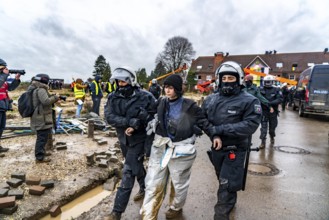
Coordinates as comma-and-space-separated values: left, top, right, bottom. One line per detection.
202, 90, 262, 148
259, 86, 283, 112
105, 88, 156, 147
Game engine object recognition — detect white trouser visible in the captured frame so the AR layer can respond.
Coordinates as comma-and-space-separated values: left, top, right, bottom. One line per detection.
140, 135, 196, 220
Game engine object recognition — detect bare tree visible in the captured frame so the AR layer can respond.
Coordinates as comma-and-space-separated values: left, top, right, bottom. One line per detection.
156, 36, 195, 71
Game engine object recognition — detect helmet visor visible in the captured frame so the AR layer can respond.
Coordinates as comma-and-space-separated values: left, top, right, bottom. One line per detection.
110, 68, 135, 84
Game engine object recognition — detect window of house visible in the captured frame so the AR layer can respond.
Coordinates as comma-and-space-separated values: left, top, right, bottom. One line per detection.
198, 75, 202, 79
292, 63, 298, 71
289, 74, 295, 80
206, 75, 212, 81
308, 63, 314, 67
323, 62, 329, 65
208, 64, 213, 70
276, 63, 283, 68
197, 65, 202, 70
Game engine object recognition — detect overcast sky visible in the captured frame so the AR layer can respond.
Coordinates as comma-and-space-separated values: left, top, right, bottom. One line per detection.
1, 0, 328, 82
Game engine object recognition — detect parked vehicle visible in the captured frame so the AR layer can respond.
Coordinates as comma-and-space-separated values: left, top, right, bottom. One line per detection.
293, 64, 329, 117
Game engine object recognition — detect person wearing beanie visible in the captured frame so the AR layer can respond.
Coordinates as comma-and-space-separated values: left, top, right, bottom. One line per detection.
0, 59, 21, 153
28, 74, 60, 163
141, 74, 212, 219
90, 75, 103, 115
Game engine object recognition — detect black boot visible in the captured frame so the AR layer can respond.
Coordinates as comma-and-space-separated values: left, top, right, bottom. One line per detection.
270, 136, 275, 144
104, 211, 121, 220
259, 140, 266, 149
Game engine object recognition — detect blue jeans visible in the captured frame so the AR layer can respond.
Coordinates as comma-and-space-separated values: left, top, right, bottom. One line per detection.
76, 104, 83, 117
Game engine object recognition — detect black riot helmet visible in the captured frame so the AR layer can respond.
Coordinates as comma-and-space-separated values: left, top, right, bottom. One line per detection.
33, 73, 50, 84
0, 59, 7, 67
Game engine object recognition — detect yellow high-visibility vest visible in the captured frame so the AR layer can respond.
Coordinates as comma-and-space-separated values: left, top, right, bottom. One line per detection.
91, 80, 99, 95
74, 84, 85, 98
107, 82, 117, 93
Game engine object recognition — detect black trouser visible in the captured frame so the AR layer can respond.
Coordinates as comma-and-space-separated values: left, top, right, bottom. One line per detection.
282, 97, 288, 111
0, 110, 6, 140
260, 112, 278, 141
211, 147, 246, 220
35, 128, 52, 161
92, 96, 102, 115
113, 142, 146, 213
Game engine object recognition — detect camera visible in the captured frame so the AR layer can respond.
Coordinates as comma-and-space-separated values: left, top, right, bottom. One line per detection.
59, 96, 67, 101
8, 69, 26, 75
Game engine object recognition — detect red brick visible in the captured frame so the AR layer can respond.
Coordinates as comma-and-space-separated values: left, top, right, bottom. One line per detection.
29, 185, 46, 195
26, 176, 41, 185
0, 196, 16, 209
49, 205, 61, 217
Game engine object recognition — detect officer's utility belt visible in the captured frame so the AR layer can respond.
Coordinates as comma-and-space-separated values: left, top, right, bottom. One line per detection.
222, 145, 247, 151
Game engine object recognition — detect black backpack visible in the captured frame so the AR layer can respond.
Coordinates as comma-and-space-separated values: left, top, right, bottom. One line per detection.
18, 88, 38, 118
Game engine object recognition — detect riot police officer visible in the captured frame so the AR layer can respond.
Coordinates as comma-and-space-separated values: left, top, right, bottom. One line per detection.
104, 66, 156, 220
202, 61, 262, 220
259, 75, 283, 148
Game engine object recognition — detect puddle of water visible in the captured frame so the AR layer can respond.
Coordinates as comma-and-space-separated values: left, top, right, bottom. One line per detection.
41, 185, 112, 220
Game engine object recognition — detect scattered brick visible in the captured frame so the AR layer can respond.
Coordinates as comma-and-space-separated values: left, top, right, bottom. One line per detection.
29, 185, 46, 195
95, 150, 106, 155
11, 173, 26, 181
86, 153, 95, 166
6, 178, 24, 188
0, 183, 10, 189
0, 189, 9, 198
109, 156, 119, 163
0, 196, 15, 209
0, 204, 18, 215
26, 176, 41, 185
108, 131, 117, 137
55, 142, 66, 145
114, 141, 120, 149
97, 140, 108, 145
98, 159, 109, 168
40, 180, 55, 189
93, 136, 102, 141
8, 190, 24, 200
0, 153, 5, 158
49, 204, 62, 217
56, 145, 67, 150
96, 155, 107, 161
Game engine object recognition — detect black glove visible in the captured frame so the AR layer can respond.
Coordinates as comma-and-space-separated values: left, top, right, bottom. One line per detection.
193, 125, 203, 136
208, 126, 219, 138
129, 118, 140, 130
137, 107, 149, 121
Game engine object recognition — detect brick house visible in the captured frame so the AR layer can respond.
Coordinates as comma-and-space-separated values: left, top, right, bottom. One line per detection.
190, 50, 329, 85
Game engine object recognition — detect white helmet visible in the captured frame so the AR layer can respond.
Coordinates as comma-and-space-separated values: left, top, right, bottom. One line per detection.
152, 79, 157, 84
216, 61, 244, 85
110, 66, 137, 86
263, 75, 275, 87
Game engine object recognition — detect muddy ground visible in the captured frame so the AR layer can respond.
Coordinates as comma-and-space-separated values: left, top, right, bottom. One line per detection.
0, 88, 122, 220
0, 87, 204, 219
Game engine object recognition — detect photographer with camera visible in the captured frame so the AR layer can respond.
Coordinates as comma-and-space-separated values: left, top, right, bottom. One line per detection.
0, 59, 21, 153
28, 73, 60, 163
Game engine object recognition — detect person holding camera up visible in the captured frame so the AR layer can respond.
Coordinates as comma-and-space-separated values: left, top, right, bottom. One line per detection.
28, 74, 61, 163
0, 58, 21, 153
